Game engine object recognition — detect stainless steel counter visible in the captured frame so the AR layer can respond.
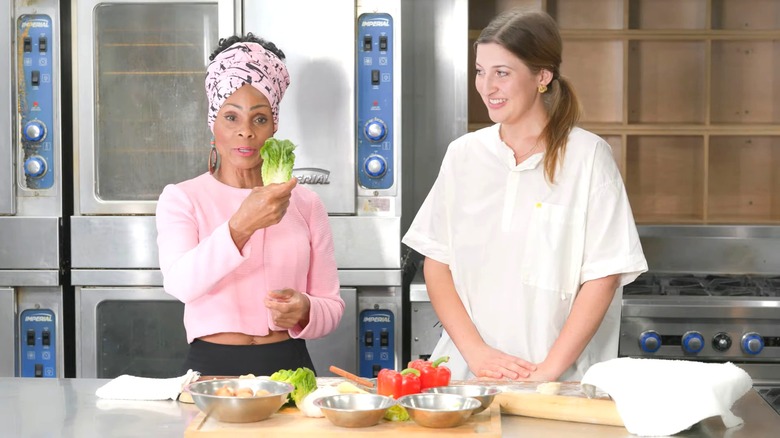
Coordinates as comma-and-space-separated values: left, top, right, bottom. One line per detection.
1, 378, 778, 437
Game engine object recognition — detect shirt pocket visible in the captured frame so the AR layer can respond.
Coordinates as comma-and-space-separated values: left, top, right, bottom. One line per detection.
520, 202, 585, 297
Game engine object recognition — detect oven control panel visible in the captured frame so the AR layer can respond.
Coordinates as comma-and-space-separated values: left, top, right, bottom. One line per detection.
620, 313, 780, 360
620, 273, 780, 363
19, 309, 56, 378
17, 14, 55, 190
358, 308, 394, 377
356, 13, 395, 191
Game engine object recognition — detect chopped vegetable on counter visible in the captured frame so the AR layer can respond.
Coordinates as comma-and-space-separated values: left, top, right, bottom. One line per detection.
260, 138, 296, 184
336, 381, 368, 394
383, 404, 410, 422
408, 356, 452, 390
377, 368, 421, 399
269, 367, 317, 407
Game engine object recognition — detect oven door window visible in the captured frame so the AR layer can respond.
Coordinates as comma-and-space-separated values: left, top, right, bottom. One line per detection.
93, 3, 217, 201
97, 300, 188, 378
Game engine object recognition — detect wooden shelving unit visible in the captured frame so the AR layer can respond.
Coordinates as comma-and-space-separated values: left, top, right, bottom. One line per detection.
468, 0, 780, 224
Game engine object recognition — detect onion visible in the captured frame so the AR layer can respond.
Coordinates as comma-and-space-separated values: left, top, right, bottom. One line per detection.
299, 385, 339, 417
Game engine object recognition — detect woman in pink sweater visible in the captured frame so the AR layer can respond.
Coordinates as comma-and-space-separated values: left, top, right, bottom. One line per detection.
155, 34, 344, 376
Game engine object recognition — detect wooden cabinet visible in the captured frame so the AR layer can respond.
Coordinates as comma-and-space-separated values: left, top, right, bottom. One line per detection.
468, 0, 780, 224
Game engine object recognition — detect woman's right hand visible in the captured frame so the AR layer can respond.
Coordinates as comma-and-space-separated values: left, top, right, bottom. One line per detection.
229, 178, 297, 249
465, 344, 537, 380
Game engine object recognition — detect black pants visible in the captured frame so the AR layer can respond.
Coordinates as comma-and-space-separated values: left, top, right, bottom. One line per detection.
181, 338, 316, 376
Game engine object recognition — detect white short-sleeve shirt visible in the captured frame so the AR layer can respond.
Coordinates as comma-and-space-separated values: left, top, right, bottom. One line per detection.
402, 124, 648, 381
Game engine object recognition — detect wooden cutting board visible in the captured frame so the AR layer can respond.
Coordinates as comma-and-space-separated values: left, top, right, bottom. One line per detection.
480, 381, 624, 427
184, 404, 501, 437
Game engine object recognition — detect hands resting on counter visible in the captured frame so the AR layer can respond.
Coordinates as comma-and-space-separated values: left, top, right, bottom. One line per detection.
464, 344, 560, 382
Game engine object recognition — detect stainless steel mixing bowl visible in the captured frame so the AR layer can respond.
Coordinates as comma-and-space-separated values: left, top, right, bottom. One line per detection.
397, 393, 481, 428
423, 384, 500, 414
314, 393, 396, 428
187, 378, 293, 423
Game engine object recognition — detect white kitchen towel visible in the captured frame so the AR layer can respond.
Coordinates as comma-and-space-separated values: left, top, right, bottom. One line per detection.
95, 399, 184, 417
95, 369, 200, 401
581, 358, 752, 436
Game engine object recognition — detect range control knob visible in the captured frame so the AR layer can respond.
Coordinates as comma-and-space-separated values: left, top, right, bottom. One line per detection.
682, 331, 705, 354
24, 155, 47, 178
364, 155, 387, 178
639, 330, 661, 353
741, 332, 764, 355
364, 119, 387, 142
23, 120, 47, 143
712, 332, 732, 352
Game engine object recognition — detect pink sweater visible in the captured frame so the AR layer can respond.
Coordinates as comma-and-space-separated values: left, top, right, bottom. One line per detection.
156, 173, 344, 343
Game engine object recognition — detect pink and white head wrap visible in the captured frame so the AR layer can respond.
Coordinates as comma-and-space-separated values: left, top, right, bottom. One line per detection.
205, 42, 290, 132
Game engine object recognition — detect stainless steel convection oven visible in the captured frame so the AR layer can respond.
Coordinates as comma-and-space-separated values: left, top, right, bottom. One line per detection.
1, 0, 64, 378
70, 0, 405, 379
70, 0, 228, 379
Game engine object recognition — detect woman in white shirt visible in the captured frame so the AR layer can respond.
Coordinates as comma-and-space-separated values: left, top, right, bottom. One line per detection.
402, 9, 647, 382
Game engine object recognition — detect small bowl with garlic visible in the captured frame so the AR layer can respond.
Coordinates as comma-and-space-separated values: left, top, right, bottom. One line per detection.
187, 378, 293, 423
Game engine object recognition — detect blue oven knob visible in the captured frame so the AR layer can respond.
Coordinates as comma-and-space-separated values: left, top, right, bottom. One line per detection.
682, 331, 704, 354
639, 330, 661, 353
24, 156, 47, 178
364, 119, 387, 142
741, 332, 764, 355
364, 155, 387, 178
23, 120, 47, 143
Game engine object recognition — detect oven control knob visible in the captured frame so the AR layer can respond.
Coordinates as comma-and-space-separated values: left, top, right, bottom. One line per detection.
712, 332, 732, 352
24, 155, 47, 178
364, 155, 387, 178
639, 330, 661, 353
364, 119, 387, 142
741, 332, 764, 355
682, 331, 705, 354
23, 120, 47, 143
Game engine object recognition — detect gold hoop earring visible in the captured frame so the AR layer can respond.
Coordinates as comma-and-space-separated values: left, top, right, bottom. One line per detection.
208, 138, 219, 174
538, 83, 548, 94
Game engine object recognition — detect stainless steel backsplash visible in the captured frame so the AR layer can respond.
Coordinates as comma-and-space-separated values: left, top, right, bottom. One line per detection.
639, 226, 780, 275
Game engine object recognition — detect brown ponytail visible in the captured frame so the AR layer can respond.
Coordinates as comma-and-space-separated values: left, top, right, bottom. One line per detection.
542, 75, 581, 182
477, 8, 581, 183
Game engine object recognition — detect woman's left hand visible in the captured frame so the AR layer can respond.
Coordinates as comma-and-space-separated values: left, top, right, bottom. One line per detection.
264, 288, 311, 329
517, 360, 562, 382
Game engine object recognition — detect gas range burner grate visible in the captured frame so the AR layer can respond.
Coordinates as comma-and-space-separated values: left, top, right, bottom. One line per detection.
759, 277, 780, 297
624, 273, 780, 298
764, 278, 780, 288
709, 285, 763, 297
666, 277, 704, 288
707, 275, 755, 288
622, 273, 661, 295
661, 276, 707, 296
623, 284, 661, 296
757, 387, 780, 415
665, 286, 709, 296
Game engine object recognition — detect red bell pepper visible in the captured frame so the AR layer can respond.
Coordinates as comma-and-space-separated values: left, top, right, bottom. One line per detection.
377, 368, 421, 399
408, 356, 452, 390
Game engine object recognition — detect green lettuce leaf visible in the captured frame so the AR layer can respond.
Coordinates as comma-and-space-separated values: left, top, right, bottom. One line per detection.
260, 138, 297, 184
269, 367, 317, 408
384, 404, 410, 422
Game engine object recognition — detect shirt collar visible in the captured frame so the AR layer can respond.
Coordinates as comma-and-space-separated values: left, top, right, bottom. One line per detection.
483, 124, 544, 171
